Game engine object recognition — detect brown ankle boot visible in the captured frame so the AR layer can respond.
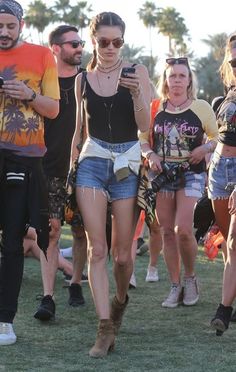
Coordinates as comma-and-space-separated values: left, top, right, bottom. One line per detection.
89, 319, 115, 358
110, 295, 129, 335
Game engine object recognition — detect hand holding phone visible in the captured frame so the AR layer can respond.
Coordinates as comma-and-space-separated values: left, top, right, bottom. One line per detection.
120, 67, 135, 78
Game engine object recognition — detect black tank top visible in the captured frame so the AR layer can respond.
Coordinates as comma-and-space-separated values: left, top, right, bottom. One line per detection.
83, 77, 138, 143
217, 87, 236, 146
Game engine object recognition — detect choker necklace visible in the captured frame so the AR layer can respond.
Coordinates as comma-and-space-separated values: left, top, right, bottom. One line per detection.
168, 98, 189, 112
97, 59, 123, 78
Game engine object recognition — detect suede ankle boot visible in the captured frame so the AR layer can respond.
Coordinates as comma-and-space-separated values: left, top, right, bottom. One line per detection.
110, 294, 129, 335
211, 303, 233, 336
89, 319, 115, 358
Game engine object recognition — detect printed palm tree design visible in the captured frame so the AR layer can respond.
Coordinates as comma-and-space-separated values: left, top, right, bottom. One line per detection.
25, 115, 40, 142
0, 65, 17, 81
5, 108, 26, 142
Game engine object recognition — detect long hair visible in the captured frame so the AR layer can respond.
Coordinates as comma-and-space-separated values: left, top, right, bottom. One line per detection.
219, 32, 236, 89
87, 12, 125, 71
157, 59, 198, 101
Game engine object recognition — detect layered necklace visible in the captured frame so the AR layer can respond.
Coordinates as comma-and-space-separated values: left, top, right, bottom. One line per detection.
97, 58, 123, 79
168, 97, 190, 112
96, 68, 120, 142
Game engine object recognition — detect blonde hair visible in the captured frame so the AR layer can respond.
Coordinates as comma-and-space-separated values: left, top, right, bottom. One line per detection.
157, 59, 198, 101
219, 32, 236, 88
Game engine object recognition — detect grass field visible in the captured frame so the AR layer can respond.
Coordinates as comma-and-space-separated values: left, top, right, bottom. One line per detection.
1, 228, 236, 372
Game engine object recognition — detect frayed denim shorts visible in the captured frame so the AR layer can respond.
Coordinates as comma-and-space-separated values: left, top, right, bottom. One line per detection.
76, 137, 139, 202
160, 169, 205, 198
208, 151, 236, 200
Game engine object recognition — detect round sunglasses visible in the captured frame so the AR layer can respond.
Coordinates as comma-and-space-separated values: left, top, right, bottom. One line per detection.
96, 37, 124, 49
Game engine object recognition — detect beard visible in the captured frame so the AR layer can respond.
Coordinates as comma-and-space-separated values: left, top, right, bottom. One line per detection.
0, 34, 20, 50
61, 50, 82, 66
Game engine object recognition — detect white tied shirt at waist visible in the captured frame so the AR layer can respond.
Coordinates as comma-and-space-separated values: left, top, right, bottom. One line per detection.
78, 137, 141, 180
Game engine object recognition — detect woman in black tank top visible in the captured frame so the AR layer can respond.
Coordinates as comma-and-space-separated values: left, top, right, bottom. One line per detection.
70, 12, 151, 358
209, 33, 236, 335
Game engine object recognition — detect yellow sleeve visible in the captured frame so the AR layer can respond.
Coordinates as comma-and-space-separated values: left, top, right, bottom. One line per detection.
192, 100, 218, 141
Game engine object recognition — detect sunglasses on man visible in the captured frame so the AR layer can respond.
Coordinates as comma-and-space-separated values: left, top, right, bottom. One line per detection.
166, 57, 189, 66
59, 40, 85, 48
229, 59, 236, 68
96, 37, 124, 49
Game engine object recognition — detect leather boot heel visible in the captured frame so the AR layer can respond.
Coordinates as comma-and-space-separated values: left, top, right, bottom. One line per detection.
89, 319, 115, 358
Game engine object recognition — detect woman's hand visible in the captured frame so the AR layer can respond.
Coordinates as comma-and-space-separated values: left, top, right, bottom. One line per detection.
148, 152, 163, 173
188, 145, 208, 165
118, 72, 141, 97
228, 189, 236, 215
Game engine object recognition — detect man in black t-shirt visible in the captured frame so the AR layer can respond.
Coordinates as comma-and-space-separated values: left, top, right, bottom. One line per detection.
34, 25, 87, 321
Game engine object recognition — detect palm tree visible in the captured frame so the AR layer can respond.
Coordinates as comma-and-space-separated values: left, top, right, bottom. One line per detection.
138, 1, 158, 60
202, 33, 227, 60
156, 7, 189, 56
24, 0, 54, 44
51, 0, 92, 37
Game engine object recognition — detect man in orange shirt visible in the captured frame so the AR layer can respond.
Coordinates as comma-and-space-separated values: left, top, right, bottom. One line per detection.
0, 0, 59, 345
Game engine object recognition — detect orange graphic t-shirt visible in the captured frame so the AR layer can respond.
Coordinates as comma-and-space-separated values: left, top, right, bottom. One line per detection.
0, 42, 60, 157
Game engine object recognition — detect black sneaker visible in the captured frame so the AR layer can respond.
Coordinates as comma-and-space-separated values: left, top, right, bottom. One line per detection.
68, 283, 85, 307
34, 295, 55, 321
211, 303, 233, 336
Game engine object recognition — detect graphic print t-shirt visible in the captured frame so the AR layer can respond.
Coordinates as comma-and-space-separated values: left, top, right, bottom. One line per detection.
152, 100, 218, 172
0, 42, 60, 157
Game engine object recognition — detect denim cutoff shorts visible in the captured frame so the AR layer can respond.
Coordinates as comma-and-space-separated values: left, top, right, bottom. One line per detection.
76, 137, 139, 201
160, 168, 205, 198
208, 151, 236, 200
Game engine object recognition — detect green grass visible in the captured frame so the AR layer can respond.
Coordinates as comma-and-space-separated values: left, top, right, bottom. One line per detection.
1, 229, 236, 372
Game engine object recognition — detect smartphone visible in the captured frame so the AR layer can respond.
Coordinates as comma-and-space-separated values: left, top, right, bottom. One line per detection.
0, 77, 4, 88
120, 67, 135, 78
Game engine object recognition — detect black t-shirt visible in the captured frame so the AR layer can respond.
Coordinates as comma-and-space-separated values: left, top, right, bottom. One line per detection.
43, 69, 82, 177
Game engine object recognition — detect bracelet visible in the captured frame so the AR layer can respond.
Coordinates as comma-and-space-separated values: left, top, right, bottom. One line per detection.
142, 150, 154, 159
134, 106, 144, 112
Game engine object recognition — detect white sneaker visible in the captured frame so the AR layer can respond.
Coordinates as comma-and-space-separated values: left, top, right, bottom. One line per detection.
0, 322, 17, 345
129, 272, 137, 289
145, 266, 159, 282
183, 276, 199, 306
162, 284, 183, 308
60, 247, 72, 258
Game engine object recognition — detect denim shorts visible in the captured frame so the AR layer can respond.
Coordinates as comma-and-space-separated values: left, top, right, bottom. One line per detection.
76, 138, 139, 201
160, 170, 205, 198
208, 151, 236, 200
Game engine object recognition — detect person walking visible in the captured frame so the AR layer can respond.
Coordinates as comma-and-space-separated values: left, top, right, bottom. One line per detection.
140, 57, 218, 309
71, 12, 151, 357
34, 25, 87, 321
209, 33, 236, 335
0, 0, 59, 345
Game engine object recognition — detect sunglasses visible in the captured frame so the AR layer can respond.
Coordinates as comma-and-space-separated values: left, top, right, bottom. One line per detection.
166, 57, 189, 66
96, 37, 124, 49
59, 40, 85, 48
229, 59, 236, 68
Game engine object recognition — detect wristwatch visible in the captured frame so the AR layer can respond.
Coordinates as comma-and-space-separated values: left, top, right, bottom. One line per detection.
27, 90, 36, 102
